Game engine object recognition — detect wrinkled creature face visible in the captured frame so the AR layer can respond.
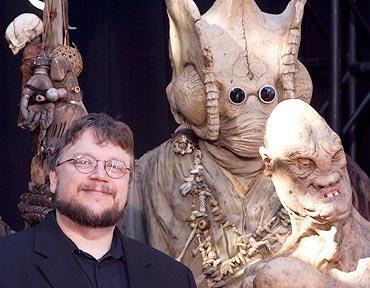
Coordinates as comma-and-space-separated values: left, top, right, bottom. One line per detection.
268, 137, 352, 224
203, 4, 284, 157
261, 100, 352, 224
215, 80, 280, 158
166, 0, 312, 157
170, 18, 282, 157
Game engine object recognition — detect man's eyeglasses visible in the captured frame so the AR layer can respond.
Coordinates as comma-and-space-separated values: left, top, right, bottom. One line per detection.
56, 154, 130, 179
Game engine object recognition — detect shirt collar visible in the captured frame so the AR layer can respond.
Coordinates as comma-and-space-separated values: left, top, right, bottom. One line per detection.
58, 222, 124, 261
103, 228, 124, 260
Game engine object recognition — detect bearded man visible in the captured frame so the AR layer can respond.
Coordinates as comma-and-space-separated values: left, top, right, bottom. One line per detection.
0, 113, 196, 288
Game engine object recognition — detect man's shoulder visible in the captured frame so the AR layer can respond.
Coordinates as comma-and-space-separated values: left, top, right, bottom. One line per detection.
0, 227, 35, 253
0, 226, 48, 287
0, 227, 36, 271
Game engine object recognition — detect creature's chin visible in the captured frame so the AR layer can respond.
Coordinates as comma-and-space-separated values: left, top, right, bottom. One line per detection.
303, 203, 351, 225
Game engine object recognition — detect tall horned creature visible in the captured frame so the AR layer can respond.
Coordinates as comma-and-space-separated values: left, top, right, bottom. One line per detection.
123, 0, 312, 287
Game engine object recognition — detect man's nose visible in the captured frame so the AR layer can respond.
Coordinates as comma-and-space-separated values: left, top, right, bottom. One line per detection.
89, 161, 108, 180
312, 171, 340, 189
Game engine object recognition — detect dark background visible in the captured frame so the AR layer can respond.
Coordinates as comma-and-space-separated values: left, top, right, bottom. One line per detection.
1, 0, 370, 230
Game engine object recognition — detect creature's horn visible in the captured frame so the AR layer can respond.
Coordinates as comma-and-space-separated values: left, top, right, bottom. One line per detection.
165, 0, 201, 75
166, 0, 220, 140
280, 0, 307, 29
204, 0, 263, 23
28, 0, 45, 10
278, 0, 312, 102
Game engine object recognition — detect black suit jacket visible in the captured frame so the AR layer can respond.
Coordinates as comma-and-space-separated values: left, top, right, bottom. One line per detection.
0, 213, 196, 288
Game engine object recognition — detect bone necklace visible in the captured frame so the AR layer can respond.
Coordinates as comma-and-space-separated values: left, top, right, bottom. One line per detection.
178, 148, 291, 287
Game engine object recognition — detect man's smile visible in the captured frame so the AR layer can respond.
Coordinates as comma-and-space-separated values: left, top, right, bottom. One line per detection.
79, 183, 114, 197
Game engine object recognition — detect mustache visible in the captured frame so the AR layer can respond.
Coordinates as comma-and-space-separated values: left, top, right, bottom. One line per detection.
78, 183, 115, 195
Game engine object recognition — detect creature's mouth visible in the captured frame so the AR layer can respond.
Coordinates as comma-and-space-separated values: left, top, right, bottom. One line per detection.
321, 188, 341, 199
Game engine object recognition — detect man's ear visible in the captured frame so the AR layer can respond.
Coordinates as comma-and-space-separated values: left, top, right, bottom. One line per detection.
49, 170, 57, 194
259, 146, 273, 176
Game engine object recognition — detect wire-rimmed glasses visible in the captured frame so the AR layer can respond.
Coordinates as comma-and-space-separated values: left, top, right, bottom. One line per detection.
56, 154, 130, 179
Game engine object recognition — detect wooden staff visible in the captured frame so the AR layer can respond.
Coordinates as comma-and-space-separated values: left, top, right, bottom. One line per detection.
43, 0, 69, 54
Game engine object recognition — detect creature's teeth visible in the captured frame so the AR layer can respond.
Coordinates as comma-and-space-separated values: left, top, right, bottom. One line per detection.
333, 191, 340, 196
327, 193, 334, 198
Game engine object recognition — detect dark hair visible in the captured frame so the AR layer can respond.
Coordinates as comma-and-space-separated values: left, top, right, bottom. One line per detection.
50, 113, 134, 170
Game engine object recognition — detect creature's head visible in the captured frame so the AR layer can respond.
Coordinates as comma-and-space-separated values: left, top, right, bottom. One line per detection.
259, 99, 352, 225
166, 0, 312, 158
5, 13, 43, 55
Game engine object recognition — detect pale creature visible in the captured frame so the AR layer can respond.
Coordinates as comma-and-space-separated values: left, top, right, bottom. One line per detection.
123, 0, 312, 287
251, 99, 370, 288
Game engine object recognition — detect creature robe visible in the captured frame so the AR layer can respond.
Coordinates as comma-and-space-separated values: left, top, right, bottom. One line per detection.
124, 140, 288, 287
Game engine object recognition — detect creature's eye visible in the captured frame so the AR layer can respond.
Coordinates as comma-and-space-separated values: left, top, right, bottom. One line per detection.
36, 95, 46, 102
333, 149, 344, 161
228, 87, 246, 105
333, 149, 346, 167
297, 158, 314, 169
258, 85, 277, 104
290, 158, 315, 179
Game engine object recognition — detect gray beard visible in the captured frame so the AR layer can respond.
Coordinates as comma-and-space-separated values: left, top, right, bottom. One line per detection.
54, 193, 124, 228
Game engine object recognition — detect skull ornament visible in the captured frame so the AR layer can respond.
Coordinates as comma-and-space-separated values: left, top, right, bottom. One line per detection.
166, 0, 312, 157
5, 13, 43, 55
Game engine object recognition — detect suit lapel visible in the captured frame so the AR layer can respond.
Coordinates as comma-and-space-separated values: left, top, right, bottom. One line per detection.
121, 235, 157, 288
33, 213, 90, 288
33, 215, 158, 288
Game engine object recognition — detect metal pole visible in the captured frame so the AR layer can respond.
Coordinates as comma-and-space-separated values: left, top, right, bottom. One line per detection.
348, 1, 357, 159
343, 91, 370, 135
330, 0, 342, 134
346, 0, 370, 36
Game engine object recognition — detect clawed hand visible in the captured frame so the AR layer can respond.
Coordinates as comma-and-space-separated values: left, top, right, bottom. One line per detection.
18, 100, 55, 142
